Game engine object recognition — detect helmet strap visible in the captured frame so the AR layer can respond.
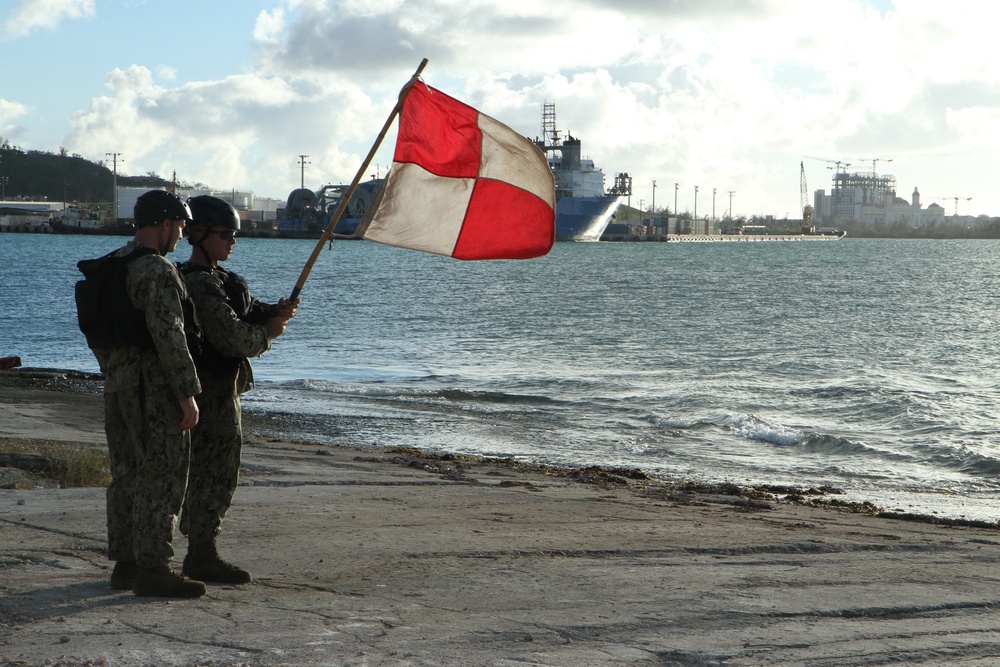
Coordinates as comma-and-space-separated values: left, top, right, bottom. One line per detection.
156, 221, 170, 256
190, 229, 216, 267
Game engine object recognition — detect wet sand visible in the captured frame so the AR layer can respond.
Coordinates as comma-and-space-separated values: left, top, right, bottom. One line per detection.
3, 369, 1000, 666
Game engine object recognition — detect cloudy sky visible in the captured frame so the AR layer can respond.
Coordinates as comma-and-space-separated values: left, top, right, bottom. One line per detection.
2, 0, 999, 218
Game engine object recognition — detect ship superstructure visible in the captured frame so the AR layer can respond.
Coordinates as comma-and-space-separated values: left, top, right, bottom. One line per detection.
535, 103, 630, 241
275, 103, 630, 242
275, 179, 382, 237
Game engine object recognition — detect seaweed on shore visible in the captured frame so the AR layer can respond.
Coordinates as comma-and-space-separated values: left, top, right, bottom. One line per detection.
0, 367, 103, 393
377, 446, 1000, 530
876, 510, 1000, 530
379, 446, 650, 489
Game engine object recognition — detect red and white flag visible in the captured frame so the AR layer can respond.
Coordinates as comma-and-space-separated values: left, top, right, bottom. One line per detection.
357, 82, 555, 260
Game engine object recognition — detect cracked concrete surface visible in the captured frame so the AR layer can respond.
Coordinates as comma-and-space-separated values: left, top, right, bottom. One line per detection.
4, 383, 1000, 665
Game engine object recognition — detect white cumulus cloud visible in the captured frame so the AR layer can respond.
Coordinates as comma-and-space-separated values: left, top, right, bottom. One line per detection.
32, 0, 1000, 214
3, 0, 95, 39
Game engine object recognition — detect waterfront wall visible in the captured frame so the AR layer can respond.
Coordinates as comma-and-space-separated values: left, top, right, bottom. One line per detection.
0, 217, 53, 233
601, 233, 843, 242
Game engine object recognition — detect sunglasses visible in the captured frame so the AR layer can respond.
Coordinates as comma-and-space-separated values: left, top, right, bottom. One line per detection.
207, 230, 237, 240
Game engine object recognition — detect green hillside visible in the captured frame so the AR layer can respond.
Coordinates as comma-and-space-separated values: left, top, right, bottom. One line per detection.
0, 142, 174, 207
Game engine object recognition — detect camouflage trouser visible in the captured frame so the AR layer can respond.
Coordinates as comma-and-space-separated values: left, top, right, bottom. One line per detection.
180, 375, 242, 544
105, 383, 191, 567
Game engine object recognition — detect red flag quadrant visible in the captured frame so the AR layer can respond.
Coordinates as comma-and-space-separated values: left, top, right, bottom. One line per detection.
358, 82, 556, 260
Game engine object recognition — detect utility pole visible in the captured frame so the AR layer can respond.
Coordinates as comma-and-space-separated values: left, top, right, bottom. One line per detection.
674, 182, 678, 218
106, 152, 122, 219
728, 190, 735, 219
712, 188, 717, 229
298, 154, 310, 189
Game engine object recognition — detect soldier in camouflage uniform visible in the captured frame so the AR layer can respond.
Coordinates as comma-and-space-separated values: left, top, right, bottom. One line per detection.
177, 195, 298, 584
94, 189, 207, 598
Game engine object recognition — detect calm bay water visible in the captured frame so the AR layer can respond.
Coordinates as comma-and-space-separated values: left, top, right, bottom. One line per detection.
4, 233, 1000, 521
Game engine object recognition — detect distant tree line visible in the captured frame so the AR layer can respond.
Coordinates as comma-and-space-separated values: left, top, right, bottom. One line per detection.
0, 139, 200, 213
841, 219, 1000, 239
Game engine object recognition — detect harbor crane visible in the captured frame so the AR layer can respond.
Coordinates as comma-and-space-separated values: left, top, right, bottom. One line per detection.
927, 196, 972, 216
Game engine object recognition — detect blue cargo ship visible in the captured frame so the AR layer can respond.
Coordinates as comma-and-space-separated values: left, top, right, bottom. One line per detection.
277, 104, 629, 242
534, 103, 631, 241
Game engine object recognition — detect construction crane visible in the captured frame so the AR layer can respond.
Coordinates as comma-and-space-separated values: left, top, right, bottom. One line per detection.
856, 157, 893, 175
800, 161, 814, 231
803, 156, 852, 173
927, 196, 972, 216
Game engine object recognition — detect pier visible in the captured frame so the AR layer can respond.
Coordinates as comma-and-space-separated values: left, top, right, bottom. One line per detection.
600, 232, 845, 242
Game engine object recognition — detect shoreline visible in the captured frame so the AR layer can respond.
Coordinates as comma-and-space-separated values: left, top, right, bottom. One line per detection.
6, 368, 1000, 664
2, 365, 997, 531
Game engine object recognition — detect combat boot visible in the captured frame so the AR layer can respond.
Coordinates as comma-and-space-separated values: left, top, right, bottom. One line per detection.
183, 540, 252, 584
132, 564, 207, 598
109, 560, 137, 590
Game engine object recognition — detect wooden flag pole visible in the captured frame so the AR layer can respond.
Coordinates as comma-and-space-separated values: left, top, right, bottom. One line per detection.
289, 58, 428, 301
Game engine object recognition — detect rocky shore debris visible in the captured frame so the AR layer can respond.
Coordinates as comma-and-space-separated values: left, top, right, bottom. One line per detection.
0, 355, 22, 370
0, 366, 104, 392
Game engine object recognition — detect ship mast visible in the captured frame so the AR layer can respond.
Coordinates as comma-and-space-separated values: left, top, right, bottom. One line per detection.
541, 102, 561, 150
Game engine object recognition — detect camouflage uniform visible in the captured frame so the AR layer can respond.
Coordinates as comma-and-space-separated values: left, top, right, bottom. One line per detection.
100, 241, 201, 569
178, 265, 271, 545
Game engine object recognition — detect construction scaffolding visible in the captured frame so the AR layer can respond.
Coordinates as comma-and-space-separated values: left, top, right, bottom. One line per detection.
830, 171, 896, 222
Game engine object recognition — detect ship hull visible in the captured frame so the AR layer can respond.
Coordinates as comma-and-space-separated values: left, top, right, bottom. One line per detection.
275, 216, 361, 238
554, 195, 624, 242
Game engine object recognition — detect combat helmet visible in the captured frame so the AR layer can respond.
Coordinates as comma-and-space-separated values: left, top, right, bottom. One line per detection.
133, 190, 192, 227
187, 195, 241, 232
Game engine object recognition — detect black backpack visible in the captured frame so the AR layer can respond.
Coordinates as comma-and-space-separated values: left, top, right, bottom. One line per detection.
75, 247, 158, 350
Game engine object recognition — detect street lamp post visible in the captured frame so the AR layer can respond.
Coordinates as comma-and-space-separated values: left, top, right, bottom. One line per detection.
728, 190, 735, 219
298, 154, 310, 188
712, 188, 716, 229
651, 180, 656, 231
673, 183, 678, 234
694, 186, 699, 231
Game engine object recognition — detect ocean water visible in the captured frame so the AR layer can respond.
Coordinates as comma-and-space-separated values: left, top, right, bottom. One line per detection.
4, 233, 1000, 521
